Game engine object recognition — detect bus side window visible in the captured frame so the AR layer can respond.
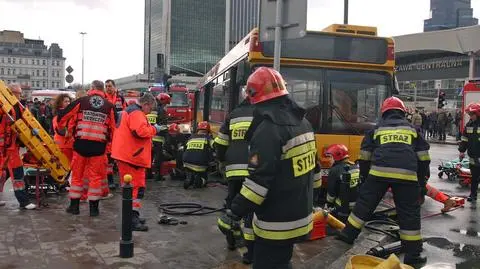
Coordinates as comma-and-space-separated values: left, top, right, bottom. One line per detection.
280, 68, 323, 133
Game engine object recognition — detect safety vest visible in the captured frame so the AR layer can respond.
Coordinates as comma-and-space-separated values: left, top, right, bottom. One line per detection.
358, 113, 430, 182
111, 104, 157, 168
183, 134, 213, 172
57, 90, 115, 157
231, 98, 315, 245
213, 100, 254, 180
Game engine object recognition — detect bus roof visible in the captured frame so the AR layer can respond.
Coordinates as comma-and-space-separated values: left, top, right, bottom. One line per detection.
198, 24, 393, 88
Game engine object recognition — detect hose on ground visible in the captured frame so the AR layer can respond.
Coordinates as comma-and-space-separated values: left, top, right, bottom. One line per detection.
364, 219, 400, 240
158, 202, 225, 216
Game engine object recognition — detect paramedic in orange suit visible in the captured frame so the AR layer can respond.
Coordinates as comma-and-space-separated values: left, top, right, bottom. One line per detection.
111, 93, 164, 231
58, 80, 116, 217
52, 93, 74, 162
0, 83, 36, 209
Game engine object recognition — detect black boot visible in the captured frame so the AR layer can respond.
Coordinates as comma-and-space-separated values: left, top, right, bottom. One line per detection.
335, 230, 355, 245
89, 200, 99, 217
155, 174, 165, 182
467, 196, 477, 202
404, 253, 427, 266
66, 199, 80, 215
133, 211, 149, 231
242, 243, 254, 264
139, 217, 146, 224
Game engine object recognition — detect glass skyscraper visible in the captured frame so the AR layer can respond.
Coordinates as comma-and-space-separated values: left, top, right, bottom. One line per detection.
424, 0, 478, 32
144, 0, 225, 77
227, 0, 260, 50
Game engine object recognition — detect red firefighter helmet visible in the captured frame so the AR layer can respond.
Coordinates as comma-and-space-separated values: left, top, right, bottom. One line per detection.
168, 123, 180, 135
156, 93, 171, 105
246, 67, 289, 104
197, 121, 210, 132
324, 144, 349, 162
466, 103, 480, 116
380, 96, 407, 114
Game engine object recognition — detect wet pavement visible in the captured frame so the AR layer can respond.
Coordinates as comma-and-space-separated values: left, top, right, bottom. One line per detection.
0, 175, 386, 269
0, 142, 478, 269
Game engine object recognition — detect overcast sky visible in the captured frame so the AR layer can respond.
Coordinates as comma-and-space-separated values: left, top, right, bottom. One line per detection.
1, 0, 479, 85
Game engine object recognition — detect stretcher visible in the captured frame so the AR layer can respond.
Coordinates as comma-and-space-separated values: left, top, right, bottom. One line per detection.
0, 81, 70, 184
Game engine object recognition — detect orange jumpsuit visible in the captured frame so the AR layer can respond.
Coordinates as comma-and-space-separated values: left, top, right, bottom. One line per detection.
111, 104, 156, 211
52, 114, 74, 163
57, 90, 115, 202
0, 105, 31, 206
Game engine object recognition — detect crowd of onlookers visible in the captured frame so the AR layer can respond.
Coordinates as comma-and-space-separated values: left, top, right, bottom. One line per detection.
406, 108, 461, 141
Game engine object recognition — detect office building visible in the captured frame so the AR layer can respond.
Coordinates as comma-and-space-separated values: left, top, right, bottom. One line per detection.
394, 25, 480, 110
226, 0, 260, 51
0, 30, 65, 90
424, 0, 478, 32
144, 0, 226, 78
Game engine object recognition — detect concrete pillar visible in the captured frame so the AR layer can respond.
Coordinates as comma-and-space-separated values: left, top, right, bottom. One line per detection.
469, 52, 477, 80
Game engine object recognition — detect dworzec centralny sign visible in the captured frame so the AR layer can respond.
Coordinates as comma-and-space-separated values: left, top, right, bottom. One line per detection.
396, 59, 468, 72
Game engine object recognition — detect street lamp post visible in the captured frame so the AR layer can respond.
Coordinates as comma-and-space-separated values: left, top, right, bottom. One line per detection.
80, 32, 87, 86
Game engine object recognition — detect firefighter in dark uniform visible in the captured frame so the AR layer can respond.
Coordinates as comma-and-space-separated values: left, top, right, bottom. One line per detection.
324, 144, 359, 222
221, 67, 315, 269
152, 93, 170, 181
336, 97, 430, 266
183, 121, 214, 189
214, 95, 255, 264
459, 102, 480, 202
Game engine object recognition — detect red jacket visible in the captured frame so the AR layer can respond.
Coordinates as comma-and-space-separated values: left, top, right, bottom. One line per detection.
106, 92, 126, 112
53, 113, 74, 149
111, 104, 156, 168
0, 104, 23, 167
57, 89, 116, 157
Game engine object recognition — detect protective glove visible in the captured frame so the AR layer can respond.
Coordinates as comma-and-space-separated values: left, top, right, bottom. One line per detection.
154, 124, 168, 134
459, 152, 465, 161
217, 211, 242, 238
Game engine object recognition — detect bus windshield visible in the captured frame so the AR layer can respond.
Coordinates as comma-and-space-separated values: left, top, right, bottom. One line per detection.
280, 67, 390, 134
170, 92, 189, 107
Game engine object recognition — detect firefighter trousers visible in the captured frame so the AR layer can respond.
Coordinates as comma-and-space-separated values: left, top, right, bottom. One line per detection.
5, 149, 30, 206
470, 165, 480, 199
253, 242, 293, 269
225, 178, 243, 208
68, 152, 107, 201
117, 161, 146, 211
343, 175, 422, 254
153, 141, 164, 175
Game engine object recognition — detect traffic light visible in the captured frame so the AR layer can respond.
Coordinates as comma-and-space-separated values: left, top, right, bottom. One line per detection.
438, 91, 446, 109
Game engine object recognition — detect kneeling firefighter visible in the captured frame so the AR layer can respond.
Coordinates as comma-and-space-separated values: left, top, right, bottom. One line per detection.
214, 93, 255, 264
111, 93, 166, 231
336, 97, 430, 266
183, 121, 214, 189
222, 67, 316, 268
324, 144, 359, 222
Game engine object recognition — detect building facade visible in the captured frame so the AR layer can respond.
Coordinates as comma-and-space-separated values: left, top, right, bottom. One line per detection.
226, 0, 260, 51
394, 25, 480, 110
424, 0, 478, 32
144, 0, 225, 78
0, 30, 65, 90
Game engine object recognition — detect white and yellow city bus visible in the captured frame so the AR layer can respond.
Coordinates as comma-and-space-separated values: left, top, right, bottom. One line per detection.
196, 24, 396, 170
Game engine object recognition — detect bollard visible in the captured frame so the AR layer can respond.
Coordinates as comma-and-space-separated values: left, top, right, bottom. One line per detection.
120, 174, 134, 258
